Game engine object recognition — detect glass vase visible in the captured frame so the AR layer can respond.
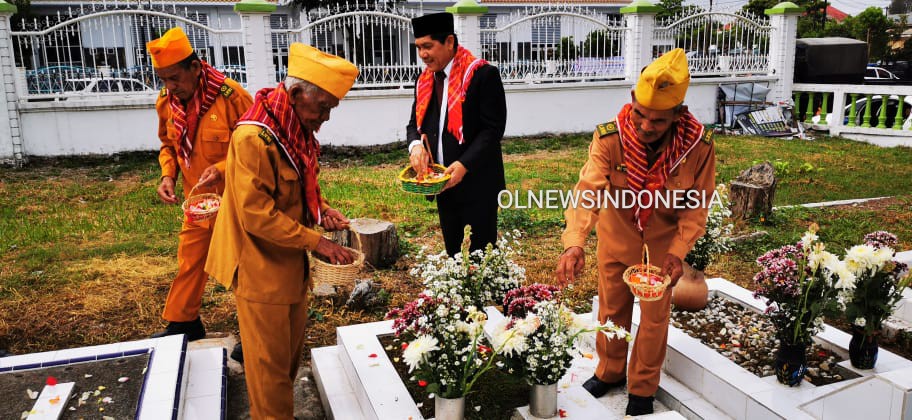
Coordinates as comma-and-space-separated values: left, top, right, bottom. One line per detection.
529, 382, 558, 418
849, 328, 879, 370
434, 395, 465, 420
774, 342, 808, 387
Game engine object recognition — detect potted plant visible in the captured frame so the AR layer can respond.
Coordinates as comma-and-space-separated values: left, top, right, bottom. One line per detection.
492, 284, 630, 417
386, 295, 503, 420
753, 224, 851, 386
676, 183, 733, 310
840, 231, 911, 369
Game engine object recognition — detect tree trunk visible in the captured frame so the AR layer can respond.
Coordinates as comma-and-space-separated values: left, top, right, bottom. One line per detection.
729, 162, 777, 220
331, 218, 399, 269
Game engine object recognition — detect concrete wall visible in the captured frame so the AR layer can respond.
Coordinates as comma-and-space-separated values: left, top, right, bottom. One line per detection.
17, 75, 776, 155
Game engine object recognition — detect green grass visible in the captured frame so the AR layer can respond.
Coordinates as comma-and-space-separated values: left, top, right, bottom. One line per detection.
1, 133, 911, 352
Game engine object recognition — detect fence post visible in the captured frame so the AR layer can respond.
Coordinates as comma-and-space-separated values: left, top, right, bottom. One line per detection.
765, 2, 803, 103
621, 0, 659, 84
0, 0, 23, 166
234, 0, 277, 92
446, 0, 487, 56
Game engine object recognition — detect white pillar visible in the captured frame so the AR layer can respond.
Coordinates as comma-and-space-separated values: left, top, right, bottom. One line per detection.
765, 2, 803, 103
446, 0, 487, 56
234, 0, 277, 92
0, 0, 24, 165
621, 0, 659, 83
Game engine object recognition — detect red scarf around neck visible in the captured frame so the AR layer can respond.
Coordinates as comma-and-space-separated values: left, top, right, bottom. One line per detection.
169, 61, 227, 168
414, 46, 487, 144
617, 103, 704, 232
237, 84, 323, 227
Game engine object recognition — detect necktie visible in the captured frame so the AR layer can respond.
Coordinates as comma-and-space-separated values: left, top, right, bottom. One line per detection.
434, 71, 446, 111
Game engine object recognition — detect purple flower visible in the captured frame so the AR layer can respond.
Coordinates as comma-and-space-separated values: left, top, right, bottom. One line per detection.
863, 231, 898, 249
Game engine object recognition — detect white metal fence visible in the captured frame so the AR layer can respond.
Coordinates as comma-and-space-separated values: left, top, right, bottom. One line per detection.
11, 5, 244, 99
481, 5, 626, 83
653, 9, 770, 77
272, 4, 421, 88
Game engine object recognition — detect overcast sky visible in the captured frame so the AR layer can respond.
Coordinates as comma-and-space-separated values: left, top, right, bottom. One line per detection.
682, 0, 891, 17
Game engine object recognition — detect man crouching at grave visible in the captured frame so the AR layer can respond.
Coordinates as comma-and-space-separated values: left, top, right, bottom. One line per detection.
555, 48, 716, 416
205, 43, 356, 419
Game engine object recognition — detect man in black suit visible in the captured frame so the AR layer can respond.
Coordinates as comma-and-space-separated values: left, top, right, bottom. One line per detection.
407, 12, 507, 256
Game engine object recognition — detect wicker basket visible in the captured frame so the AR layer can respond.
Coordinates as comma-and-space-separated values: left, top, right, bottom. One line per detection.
398, 163, 450, 195
622, 244, 671, 302
311, 231, 365, 287
181, 184, 221, 222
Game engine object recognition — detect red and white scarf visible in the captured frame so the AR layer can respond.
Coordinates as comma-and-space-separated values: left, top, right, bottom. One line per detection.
414, 46, 487, 144
237, 84, 323, 227
169, 61, 227, 168
617, 103, 704, 232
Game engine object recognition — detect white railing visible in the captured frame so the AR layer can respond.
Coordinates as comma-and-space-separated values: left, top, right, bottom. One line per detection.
11, 6, 244, 99
480, 5, 626, 84
793, 83, 912, 142
271, 4, 421, 88
654, 9, 770, 76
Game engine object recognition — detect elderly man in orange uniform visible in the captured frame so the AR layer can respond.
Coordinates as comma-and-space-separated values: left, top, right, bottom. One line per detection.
206, 43, 356, 419
148, 27, 252, 343
556, 49, 716, 416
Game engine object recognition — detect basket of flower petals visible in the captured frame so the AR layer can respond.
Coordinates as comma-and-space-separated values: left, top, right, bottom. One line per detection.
181, 184, 221, 222
398, 163, 450, 195
623, 244, 671, 301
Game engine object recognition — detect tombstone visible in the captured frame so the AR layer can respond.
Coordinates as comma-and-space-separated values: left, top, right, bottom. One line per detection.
730, 162, 777, 220
331, 218, 399, 269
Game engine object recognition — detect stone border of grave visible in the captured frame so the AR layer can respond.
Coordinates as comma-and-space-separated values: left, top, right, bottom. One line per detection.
646, 278, 912, 419
0, 334, 227, 420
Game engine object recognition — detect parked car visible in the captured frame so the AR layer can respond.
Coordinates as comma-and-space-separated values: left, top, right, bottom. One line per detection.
864, 66, 900, 82
823, 94, 912, 129
63, 78, 155, 95
26, 65, 102, 94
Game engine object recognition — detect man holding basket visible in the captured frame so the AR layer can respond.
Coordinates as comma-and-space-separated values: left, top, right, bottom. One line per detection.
148, 27, 252, 342
206, 43, 356, 419
555, 49, 716, 415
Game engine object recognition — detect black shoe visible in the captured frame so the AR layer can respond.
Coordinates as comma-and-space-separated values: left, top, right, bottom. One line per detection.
582, 375, 626, 398
150, 318, 206, 341
625, 394, 655, 416
230, 342, 243, 364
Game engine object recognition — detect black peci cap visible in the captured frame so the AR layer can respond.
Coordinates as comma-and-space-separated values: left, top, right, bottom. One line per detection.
411, 12, 454, 38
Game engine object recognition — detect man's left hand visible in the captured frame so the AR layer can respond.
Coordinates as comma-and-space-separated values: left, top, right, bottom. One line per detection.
197, 165, 223, 188
663, 253, 684, 287
321, 208, 350, 231
442, 161, 467, 191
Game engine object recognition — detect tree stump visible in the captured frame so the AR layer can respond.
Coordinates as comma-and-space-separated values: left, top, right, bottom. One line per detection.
730, 162, 777, 220
331, 218, 399, 269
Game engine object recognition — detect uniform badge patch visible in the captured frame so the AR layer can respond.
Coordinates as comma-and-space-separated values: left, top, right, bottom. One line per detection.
596, 121, 618, 137
219, 84, 234, 98
701, 127, 714, 144
258, 129, 274, 145
159, 88, 168, 98
615, 164, 627, 173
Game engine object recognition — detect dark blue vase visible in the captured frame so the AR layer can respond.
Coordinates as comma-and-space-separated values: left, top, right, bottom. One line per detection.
775, 342, 808, 386
849, 328, 878, 370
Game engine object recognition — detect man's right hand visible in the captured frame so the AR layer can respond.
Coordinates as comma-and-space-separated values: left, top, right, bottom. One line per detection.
409, 135, 430, 178
158, 176, 179, 204
555, 246, 585, 288
314, 237, 354, 265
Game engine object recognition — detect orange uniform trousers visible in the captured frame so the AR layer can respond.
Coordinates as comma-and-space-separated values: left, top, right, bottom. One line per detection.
162, 218, 214, 322
236, 295, 309, 420
594, 260, 672, 398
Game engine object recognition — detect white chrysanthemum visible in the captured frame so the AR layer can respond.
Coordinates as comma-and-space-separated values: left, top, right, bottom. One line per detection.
854, 317, 867, 327
834, 261, 857, 290
513, 314, 542, 335
403, 335, 439, 372
872, 246, 895, 268
808, 246, 836, 273
801, 231, 819, 249
845, 244, 878, 275
492, 328, 528, 357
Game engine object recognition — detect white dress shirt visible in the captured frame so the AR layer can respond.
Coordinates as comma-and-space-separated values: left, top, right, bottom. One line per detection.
409, 59, 453, 164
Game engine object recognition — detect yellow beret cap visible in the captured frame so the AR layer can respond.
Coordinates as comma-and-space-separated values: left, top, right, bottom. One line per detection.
635, 48, 690, 111
288, 43, 359, 100
147, 27, 194, 69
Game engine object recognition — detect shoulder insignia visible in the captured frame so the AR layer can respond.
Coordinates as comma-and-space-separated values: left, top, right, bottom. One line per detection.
701, 126, 713, 144
159, 87, 168, 98
615, 164, 627, 173
219, 84, 234, 98
258, 128, 274, 145
596, 120, 618, 138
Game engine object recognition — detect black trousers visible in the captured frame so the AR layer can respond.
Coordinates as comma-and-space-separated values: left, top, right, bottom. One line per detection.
436, 195, 499, 257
